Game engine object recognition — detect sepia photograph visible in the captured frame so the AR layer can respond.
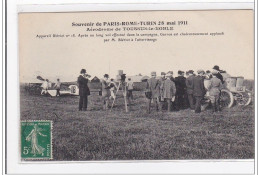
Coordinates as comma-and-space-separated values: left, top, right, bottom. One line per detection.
19, 10, 254, 161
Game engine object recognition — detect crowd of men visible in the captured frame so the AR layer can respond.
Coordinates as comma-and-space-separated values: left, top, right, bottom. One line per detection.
146, 66, 224, 114
77, 65, 225, 113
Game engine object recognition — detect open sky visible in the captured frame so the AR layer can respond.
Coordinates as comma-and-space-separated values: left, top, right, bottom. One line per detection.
19, 10, 254, 83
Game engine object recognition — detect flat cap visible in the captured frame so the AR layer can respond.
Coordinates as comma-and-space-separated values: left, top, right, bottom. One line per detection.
197, 69, 205, 74
166, 73, 172, 77
167, 71, 173, 75
151, 71, 156, 76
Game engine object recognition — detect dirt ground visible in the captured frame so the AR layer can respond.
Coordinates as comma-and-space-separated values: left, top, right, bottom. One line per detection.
20, 90, 254, 161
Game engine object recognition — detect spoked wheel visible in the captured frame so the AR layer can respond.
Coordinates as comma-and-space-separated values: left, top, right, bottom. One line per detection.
220, 89, 234, 108
235, 91, 252, 106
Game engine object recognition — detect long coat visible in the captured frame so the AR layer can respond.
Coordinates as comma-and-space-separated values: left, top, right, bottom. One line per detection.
193, 75, 206, 97
77, 75, 90, 97
101, 79, 111, 97
208, 77, 223, 96
174, 76, 186, 95
146, 77, 160, 98
186, 75, 195, 95
162, 79, 176, 99
158, 76, 166, 96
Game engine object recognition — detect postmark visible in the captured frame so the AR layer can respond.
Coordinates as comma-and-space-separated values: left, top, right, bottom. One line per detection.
21, 120, 53, 160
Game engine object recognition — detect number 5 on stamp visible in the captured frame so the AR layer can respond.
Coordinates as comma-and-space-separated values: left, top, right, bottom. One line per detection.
21, 120, 53, 160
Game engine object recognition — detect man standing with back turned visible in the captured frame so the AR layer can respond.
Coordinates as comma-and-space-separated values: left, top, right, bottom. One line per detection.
77, 69, 91, 111
193, 69, 206, 113
186, 70, 195, 110
174, 70, 187, 110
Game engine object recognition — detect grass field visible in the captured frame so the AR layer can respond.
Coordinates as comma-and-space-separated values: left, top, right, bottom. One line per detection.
20, 89, 254, 161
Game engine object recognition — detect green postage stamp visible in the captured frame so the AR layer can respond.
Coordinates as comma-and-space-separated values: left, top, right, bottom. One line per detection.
21, 120, 53, 160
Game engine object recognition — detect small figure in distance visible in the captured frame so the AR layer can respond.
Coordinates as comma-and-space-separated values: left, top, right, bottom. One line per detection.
54, 78, 61, 97
109, 78, 117, 101
126, 78, 134, 105
41, 79, 51, 96
101, 74, 111, 110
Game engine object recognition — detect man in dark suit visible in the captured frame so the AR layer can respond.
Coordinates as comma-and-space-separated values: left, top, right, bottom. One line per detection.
193, 69, 206, 113
174, 70, 187, 110
186, 70, 195, 110
77, 69, 91, 111
167, 71, 176, 110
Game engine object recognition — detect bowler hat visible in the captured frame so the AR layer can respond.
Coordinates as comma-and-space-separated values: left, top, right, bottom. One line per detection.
80, 69, 86, 74
178, 70, 184, 74
104, 74, 109, 78
213, 65, 220, 71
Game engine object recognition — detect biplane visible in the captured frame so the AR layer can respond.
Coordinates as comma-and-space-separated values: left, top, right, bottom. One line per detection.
25, 76, 80, 96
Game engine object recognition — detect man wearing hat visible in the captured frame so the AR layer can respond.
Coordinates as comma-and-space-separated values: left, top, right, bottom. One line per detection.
208, 70, 223, 112
174, 70, 187, 110
77, 69, 91, 111
146, 71, 161, 113
212, 65, 224, 84
101, 74, 111, 110
161, 73, 176, 112
167, 71, 175, 82
167, 71, 176, 110
193, 69, 206, 113
126, 78, 134, 104
41, 79, 50, 95
159, 72, 166, 82
54, 78, 61, 97
185, 70, 195, 110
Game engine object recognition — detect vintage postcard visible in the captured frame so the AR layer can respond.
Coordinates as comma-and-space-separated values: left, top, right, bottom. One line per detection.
19, 10, 254, 161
